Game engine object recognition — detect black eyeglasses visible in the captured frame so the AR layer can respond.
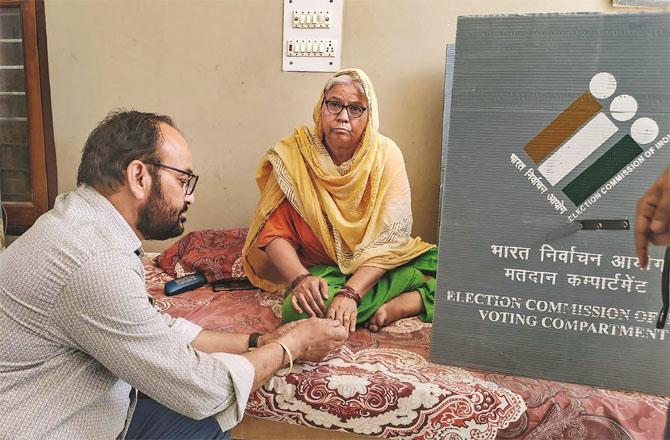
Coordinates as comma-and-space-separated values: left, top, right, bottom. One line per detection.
323, 100, 367, 119
143, 161, 199, 195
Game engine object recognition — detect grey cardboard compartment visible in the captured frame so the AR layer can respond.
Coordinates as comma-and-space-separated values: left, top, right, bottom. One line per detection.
613, 0, 670, 8
430, 13, 670, 395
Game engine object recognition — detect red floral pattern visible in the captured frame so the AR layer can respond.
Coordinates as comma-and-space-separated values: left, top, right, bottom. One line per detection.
248, 347, 525, 439
142, 249, 669, 439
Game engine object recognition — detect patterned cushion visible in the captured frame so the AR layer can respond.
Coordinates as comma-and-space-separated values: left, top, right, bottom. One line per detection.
157, 228, 247, 281
249, 346, 526, 439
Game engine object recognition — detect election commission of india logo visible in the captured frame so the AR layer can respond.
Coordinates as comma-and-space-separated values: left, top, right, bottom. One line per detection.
511, 72, 669, 218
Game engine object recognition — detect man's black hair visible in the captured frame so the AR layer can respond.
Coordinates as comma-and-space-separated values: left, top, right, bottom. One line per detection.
76, 110, 175, 191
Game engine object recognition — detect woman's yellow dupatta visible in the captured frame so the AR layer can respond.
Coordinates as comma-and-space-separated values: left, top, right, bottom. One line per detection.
243, 69, 434, 291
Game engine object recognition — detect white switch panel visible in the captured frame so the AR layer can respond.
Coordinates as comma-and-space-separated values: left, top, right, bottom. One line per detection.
287, 39, 335, 57
292, 10, 331, 28
282, 0, 343, 72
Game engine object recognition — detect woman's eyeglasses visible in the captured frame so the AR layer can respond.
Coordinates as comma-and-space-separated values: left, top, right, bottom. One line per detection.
323, 100, 367, 119
143, 161, 199, 195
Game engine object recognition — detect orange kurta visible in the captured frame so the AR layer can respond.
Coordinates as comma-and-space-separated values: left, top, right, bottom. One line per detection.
256, 200, 335, 267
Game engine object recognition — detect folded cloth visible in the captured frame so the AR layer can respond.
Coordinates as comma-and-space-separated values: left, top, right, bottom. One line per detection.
157, 228, 248, 282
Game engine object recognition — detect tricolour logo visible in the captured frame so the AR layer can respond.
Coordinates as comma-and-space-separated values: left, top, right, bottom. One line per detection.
523, 72, 663, 208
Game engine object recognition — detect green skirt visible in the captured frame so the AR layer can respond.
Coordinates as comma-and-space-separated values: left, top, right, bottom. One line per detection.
282, 247, 438, 324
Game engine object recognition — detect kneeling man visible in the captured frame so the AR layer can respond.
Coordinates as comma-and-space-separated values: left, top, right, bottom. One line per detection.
0, 110, 347, 439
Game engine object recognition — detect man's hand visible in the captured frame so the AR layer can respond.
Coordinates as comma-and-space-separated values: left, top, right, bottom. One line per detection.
257, 321, 300, 347
244, 318, 347, 390
635, 168, 670, 267
291, 275, 329, 318
327, 295, 357, 333
283, 317, 347, 362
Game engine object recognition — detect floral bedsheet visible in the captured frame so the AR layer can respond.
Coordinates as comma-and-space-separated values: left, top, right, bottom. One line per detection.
143, 254, 668, 439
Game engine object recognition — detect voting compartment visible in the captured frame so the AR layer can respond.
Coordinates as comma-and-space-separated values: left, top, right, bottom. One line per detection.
431, 13, 670, 395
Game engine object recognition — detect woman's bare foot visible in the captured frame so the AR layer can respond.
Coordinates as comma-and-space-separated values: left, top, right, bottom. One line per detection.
367, 291, 424, 332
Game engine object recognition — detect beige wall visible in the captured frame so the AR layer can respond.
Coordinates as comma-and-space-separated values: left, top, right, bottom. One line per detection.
44, 0, 652, 252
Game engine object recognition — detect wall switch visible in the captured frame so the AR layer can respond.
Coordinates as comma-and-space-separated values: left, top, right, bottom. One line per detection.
292, 10, 331, 29
287, 39, 336, 57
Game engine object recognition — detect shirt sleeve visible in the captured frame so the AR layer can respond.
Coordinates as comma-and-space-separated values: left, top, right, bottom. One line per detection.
210, 353, 254, 429
159, 314, 203, 344
256, 200, 299, 250
52, 249, 254, 430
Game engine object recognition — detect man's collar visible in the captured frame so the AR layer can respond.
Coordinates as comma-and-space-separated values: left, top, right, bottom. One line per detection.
76, 185, 144, 256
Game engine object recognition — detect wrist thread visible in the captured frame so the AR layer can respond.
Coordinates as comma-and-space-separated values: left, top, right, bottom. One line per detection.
289, 273, 310, 290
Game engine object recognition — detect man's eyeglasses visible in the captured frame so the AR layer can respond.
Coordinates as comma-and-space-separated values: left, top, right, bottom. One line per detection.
323, 100, 367, 119
143, 161, 199, 195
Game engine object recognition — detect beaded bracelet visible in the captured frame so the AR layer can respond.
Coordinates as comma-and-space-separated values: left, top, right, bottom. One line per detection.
340, 285, 361, 303
289, 273, 310, 290
334, 285, 361, 305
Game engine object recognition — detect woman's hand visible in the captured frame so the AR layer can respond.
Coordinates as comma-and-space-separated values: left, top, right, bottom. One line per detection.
327, 295, 357, 333
291, 275, 329, 318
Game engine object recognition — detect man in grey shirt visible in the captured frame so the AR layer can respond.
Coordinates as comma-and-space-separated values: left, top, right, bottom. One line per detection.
0, 110, 348, 439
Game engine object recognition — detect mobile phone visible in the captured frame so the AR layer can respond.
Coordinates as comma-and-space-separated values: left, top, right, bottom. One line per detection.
212, 277, 255, 291
164, 272, 208, 296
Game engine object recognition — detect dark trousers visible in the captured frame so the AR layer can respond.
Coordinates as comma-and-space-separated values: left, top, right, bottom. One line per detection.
126, 397, 230, 440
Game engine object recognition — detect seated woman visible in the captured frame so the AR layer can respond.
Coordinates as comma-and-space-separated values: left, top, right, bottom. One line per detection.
242, 68, 437, 333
